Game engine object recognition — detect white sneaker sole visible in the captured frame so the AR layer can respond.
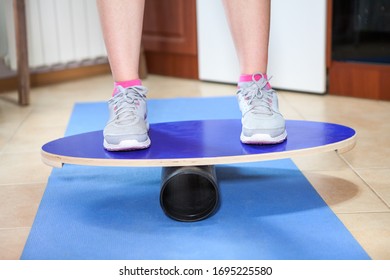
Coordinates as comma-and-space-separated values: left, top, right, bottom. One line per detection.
240, 130, 287, 145
103, 138, 151, 151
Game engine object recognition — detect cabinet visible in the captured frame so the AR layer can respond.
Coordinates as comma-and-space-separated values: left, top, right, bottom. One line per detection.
142, 0, 198, 79
327, 0, 390, 100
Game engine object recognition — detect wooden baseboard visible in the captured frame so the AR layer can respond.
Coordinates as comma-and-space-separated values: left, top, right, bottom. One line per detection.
328, 61, 390, 100
0, 63, 111, 94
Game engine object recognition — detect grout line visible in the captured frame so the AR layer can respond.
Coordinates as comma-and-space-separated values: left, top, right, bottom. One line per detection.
0, 227, 31, 231
354, 167, 390, 171
335, 210, 390, 215
278, 92, 307, 120
0, 109, 35, 156
0, 181, 48, 187
338, 153, 390, 209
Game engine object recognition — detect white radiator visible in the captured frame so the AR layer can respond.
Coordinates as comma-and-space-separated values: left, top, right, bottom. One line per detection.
4, 0, 107, 70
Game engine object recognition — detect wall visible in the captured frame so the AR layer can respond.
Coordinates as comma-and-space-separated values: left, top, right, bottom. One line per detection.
0, 0, 8, 59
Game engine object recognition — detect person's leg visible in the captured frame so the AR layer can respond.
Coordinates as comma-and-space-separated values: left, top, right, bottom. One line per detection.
222, 0, 270, 75
97, 0, 150, 151
222, 0, 287, 144
97, 0, 145, 83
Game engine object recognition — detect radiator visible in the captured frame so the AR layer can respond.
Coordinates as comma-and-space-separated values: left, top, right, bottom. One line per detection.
4, 0, 107, 70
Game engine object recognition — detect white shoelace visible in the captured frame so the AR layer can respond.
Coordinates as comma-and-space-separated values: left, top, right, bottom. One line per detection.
239, 76, 274, 115
109, 86, 146, 124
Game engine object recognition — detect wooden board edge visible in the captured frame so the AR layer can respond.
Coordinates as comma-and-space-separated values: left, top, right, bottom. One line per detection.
335, 133, 357, 154
41, 150, 64, 168
40, 133, 357, 168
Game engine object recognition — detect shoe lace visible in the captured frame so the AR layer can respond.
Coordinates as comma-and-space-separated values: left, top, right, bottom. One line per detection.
239, 73, 274, 115
109, 86, 146, 123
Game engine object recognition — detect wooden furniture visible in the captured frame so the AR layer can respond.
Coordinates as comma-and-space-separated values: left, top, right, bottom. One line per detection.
327, 0, 390, 100
142, 0, 198, 79
13, 0, 30, 106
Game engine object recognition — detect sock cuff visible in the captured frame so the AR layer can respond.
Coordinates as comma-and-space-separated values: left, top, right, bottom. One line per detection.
238, 73, 271, 89
113, 79, 142, 96
114, 79, 142, 88
239, 73, 268, 83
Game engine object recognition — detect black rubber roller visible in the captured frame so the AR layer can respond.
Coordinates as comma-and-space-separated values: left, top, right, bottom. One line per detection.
160, 165, 219, 222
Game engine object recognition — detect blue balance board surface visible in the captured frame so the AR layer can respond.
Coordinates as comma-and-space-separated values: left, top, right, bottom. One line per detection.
42, 119, 355, 163
22, 97, 369, 260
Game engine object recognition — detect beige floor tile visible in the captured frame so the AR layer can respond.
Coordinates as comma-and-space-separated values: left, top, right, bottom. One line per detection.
283, 92, 387, 121
28, 74, 238, 105
0, 183, 46, 228
0, 127, 17, 152
303, 169, 389, 214
277, 92, 305, 120
281, 92, 340, 119
282, 93, 390, 169
1, 124, 65, 155
382, 101, 390, 110
197, 81, 237, 97
0, 228, 30, 260
0, 96, 32, 123
30, 76, 111, 108
283, 93, 390, 137
304, 111, 390, 140
145, 75, 235, 99
356, 169, 390, 208
338, 212, 390, 260
292, 151, 350, 171
0, 92, 22, 106
144, 75, 196, 97
0, 152, 52, 185
0, 96, 33, 150
340, 136, 390, 169
21, 107, 72, 129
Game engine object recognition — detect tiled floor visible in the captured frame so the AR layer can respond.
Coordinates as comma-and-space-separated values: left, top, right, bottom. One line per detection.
0, 74, 389, 259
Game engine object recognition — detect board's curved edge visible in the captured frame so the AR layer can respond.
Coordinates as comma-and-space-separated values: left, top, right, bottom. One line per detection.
335, 133, 357, 154
41, 150, 64, 168
40, 131, 357, 168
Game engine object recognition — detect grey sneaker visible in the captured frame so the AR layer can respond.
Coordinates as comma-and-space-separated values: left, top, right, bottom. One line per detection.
237, 73, 287, 144
103, 85, 151, 151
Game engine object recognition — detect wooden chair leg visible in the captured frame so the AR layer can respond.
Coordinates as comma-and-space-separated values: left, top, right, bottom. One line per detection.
13, 0, 30, 106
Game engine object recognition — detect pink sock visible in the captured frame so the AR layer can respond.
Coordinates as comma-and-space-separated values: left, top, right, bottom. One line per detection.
239, 73, 272, 89
112, 79, 142, 96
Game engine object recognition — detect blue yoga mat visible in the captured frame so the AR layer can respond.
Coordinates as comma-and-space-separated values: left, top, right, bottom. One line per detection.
22, 96, 370, 259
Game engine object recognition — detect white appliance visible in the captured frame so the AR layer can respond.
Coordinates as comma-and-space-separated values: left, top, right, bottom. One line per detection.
197, 0, 327, 94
